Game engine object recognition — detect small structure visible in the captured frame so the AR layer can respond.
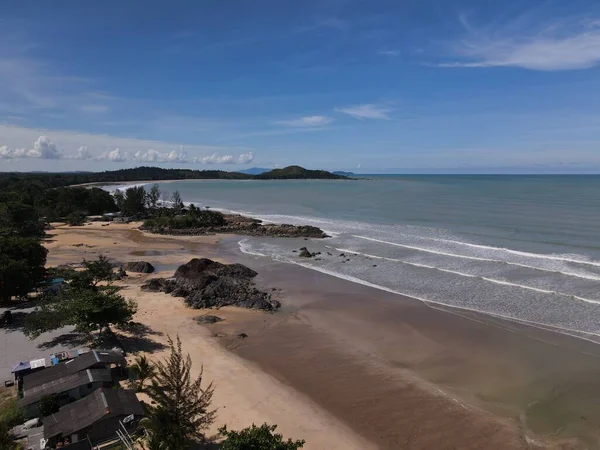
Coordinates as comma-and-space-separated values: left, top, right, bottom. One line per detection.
17, 368, 113, 418
22, 350, 125, 391
45, 278, 65, 295
43, 388, 144, 447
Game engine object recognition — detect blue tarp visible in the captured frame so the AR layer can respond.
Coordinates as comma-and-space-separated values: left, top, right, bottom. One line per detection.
11, 361, 31, 373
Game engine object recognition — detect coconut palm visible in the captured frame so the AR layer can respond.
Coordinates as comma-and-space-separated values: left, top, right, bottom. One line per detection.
129, 354, 156, 392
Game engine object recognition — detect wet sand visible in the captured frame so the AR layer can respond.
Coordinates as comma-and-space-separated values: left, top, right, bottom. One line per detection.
44, 222, 600, 449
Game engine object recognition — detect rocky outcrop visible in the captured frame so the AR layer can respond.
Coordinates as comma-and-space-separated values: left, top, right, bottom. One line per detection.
142, 213, 328, 238
142, 258, 280, 311
195, 315, 223, 324
124, 261, 155, 273
298, 247, 314, 258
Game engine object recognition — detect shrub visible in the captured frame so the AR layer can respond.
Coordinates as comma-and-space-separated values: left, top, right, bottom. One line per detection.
219, 423, 305, 450
65, 211, 86, 226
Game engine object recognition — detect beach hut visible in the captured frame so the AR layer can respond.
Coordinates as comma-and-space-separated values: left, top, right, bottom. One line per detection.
11, 361, 31, 380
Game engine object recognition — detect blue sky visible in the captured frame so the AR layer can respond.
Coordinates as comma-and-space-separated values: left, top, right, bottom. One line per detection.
2, 0, 600, 173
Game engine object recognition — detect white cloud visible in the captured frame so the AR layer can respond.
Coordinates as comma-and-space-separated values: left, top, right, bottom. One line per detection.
0, 124, 254, 167
277, 115, 334, 127
104, 148, 129, 162
0, 145, 24, 159
133, 147, 188, 163
78, 104, 109, 114
193, 152, 254, 164
236, 152, 254, 164
0, 136, 63, 159
73, 146, 92, 160
440, 15, 600, 71
335, 104, 392, 120
379, 50, 399, 56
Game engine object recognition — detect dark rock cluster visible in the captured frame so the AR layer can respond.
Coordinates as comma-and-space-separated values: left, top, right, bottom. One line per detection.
142, 258, 280, 311
124, 261, 155, 273
143, 213, 328, 238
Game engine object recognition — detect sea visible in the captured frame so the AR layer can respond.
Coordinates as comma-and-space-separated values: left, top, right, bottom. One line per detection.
130, 175, 600, 343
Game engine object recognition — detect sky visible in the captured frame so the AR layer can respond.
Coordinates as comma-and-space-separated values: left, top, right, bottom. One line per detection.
2, 0, 600, 173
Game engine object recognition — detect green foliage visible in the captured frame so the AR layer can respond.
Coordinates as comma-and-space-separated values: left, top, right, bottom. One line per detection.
66, 211, 86, 226
0, 236, 48, 304
24, 286, 137, 338
219, 423, 305, 450
148, 184, 161, 210
144, 335, 216, 449
170, 190, 184, 214
0, 422, 17, 450
119, 186, 148, 217
38, 394, 59, 417
82, 255, 114, 286
0, 393, 24, 429
0, 202, 45, 237
44, 186, 117, 217
129, 354, 156, 392
143, 210, 226, 230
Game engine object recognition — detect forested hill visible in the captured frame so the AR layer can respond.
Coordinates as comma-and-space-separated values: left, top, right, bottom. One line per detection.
256, 166, 347, 180
0, 165, 346, 189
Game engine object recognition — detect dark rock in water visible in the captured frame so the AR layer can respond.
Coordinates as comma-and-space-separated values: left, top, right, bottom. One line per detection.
373, 264, 378, 267
292, 250, 297, 253
339, 253, 346, 257
195, 315, 223, 324
298, 247, 314, 258
124, 261, 155, 273
238, 333, 248, 338
141, 258, 279, 312
327, 252, 332, 256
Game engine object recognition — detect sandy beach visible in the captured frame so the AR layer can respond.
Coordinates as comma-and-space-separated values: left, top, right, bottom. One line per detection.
41, 221, 600, 449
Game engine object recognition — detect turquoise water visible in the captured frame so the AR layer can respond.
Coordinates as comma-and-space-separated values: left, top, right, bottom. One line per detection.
148, 176, 600, 341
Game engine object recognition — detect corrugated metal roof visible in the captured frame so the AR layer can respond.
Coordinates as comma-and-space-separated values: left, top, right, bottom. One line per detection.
23, 350, 125, 390
43, 389, 144, 439
17, 368, 112, 408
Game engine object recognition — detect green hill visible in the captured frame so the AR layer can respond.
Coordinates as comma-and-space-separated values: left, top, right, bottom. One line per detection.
256, 166, 347, 180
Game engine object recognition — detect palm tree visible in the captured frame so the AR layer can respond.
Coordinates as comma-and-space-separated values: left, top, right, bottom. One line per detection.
129, 354, 156, 392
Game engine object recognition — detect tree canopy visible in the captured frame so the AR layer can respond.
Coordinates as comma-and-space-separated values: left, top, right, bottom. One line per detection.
23, 255, 137, 338
142, 335, 215, 449
219, 423, 305, 450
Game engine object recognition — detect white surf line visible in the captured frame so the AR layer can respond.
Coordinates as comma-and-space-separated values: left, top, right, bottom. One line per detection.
419, 235, 600, 268
238, 242, 600, 342
334, 247, 600, 306
352, 235, 600, 282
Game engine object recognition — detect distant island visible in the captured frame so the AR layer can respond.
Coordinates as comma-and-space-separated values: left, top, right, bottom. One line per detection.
332, 171, 355, 177
0, 165, 347, 189
255, 166, 346, 180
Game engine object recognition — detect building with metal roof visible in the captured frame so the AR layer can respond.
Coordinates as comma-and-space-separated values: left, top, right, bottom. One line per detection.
22, 350, 125, 390
17, 368, 113, 417
43, 388, 144, 447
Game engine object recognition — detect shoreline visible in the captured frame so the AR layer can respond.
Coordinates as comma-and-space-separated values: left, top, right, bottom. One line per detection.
38, 222, 600, 449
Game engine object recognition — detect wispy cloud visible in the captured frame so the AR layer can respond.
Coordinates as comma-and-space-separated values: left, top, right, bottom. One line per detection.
276, 115, 334, 127
335, 103, 392, 120
439, 14, 600, 71
379, 50, 399, 56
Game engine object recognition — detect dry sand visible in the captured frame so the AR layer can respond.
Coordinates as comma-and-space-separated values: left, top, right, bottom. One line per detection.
43, 221, 600, 449
44, 222, 375, 450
